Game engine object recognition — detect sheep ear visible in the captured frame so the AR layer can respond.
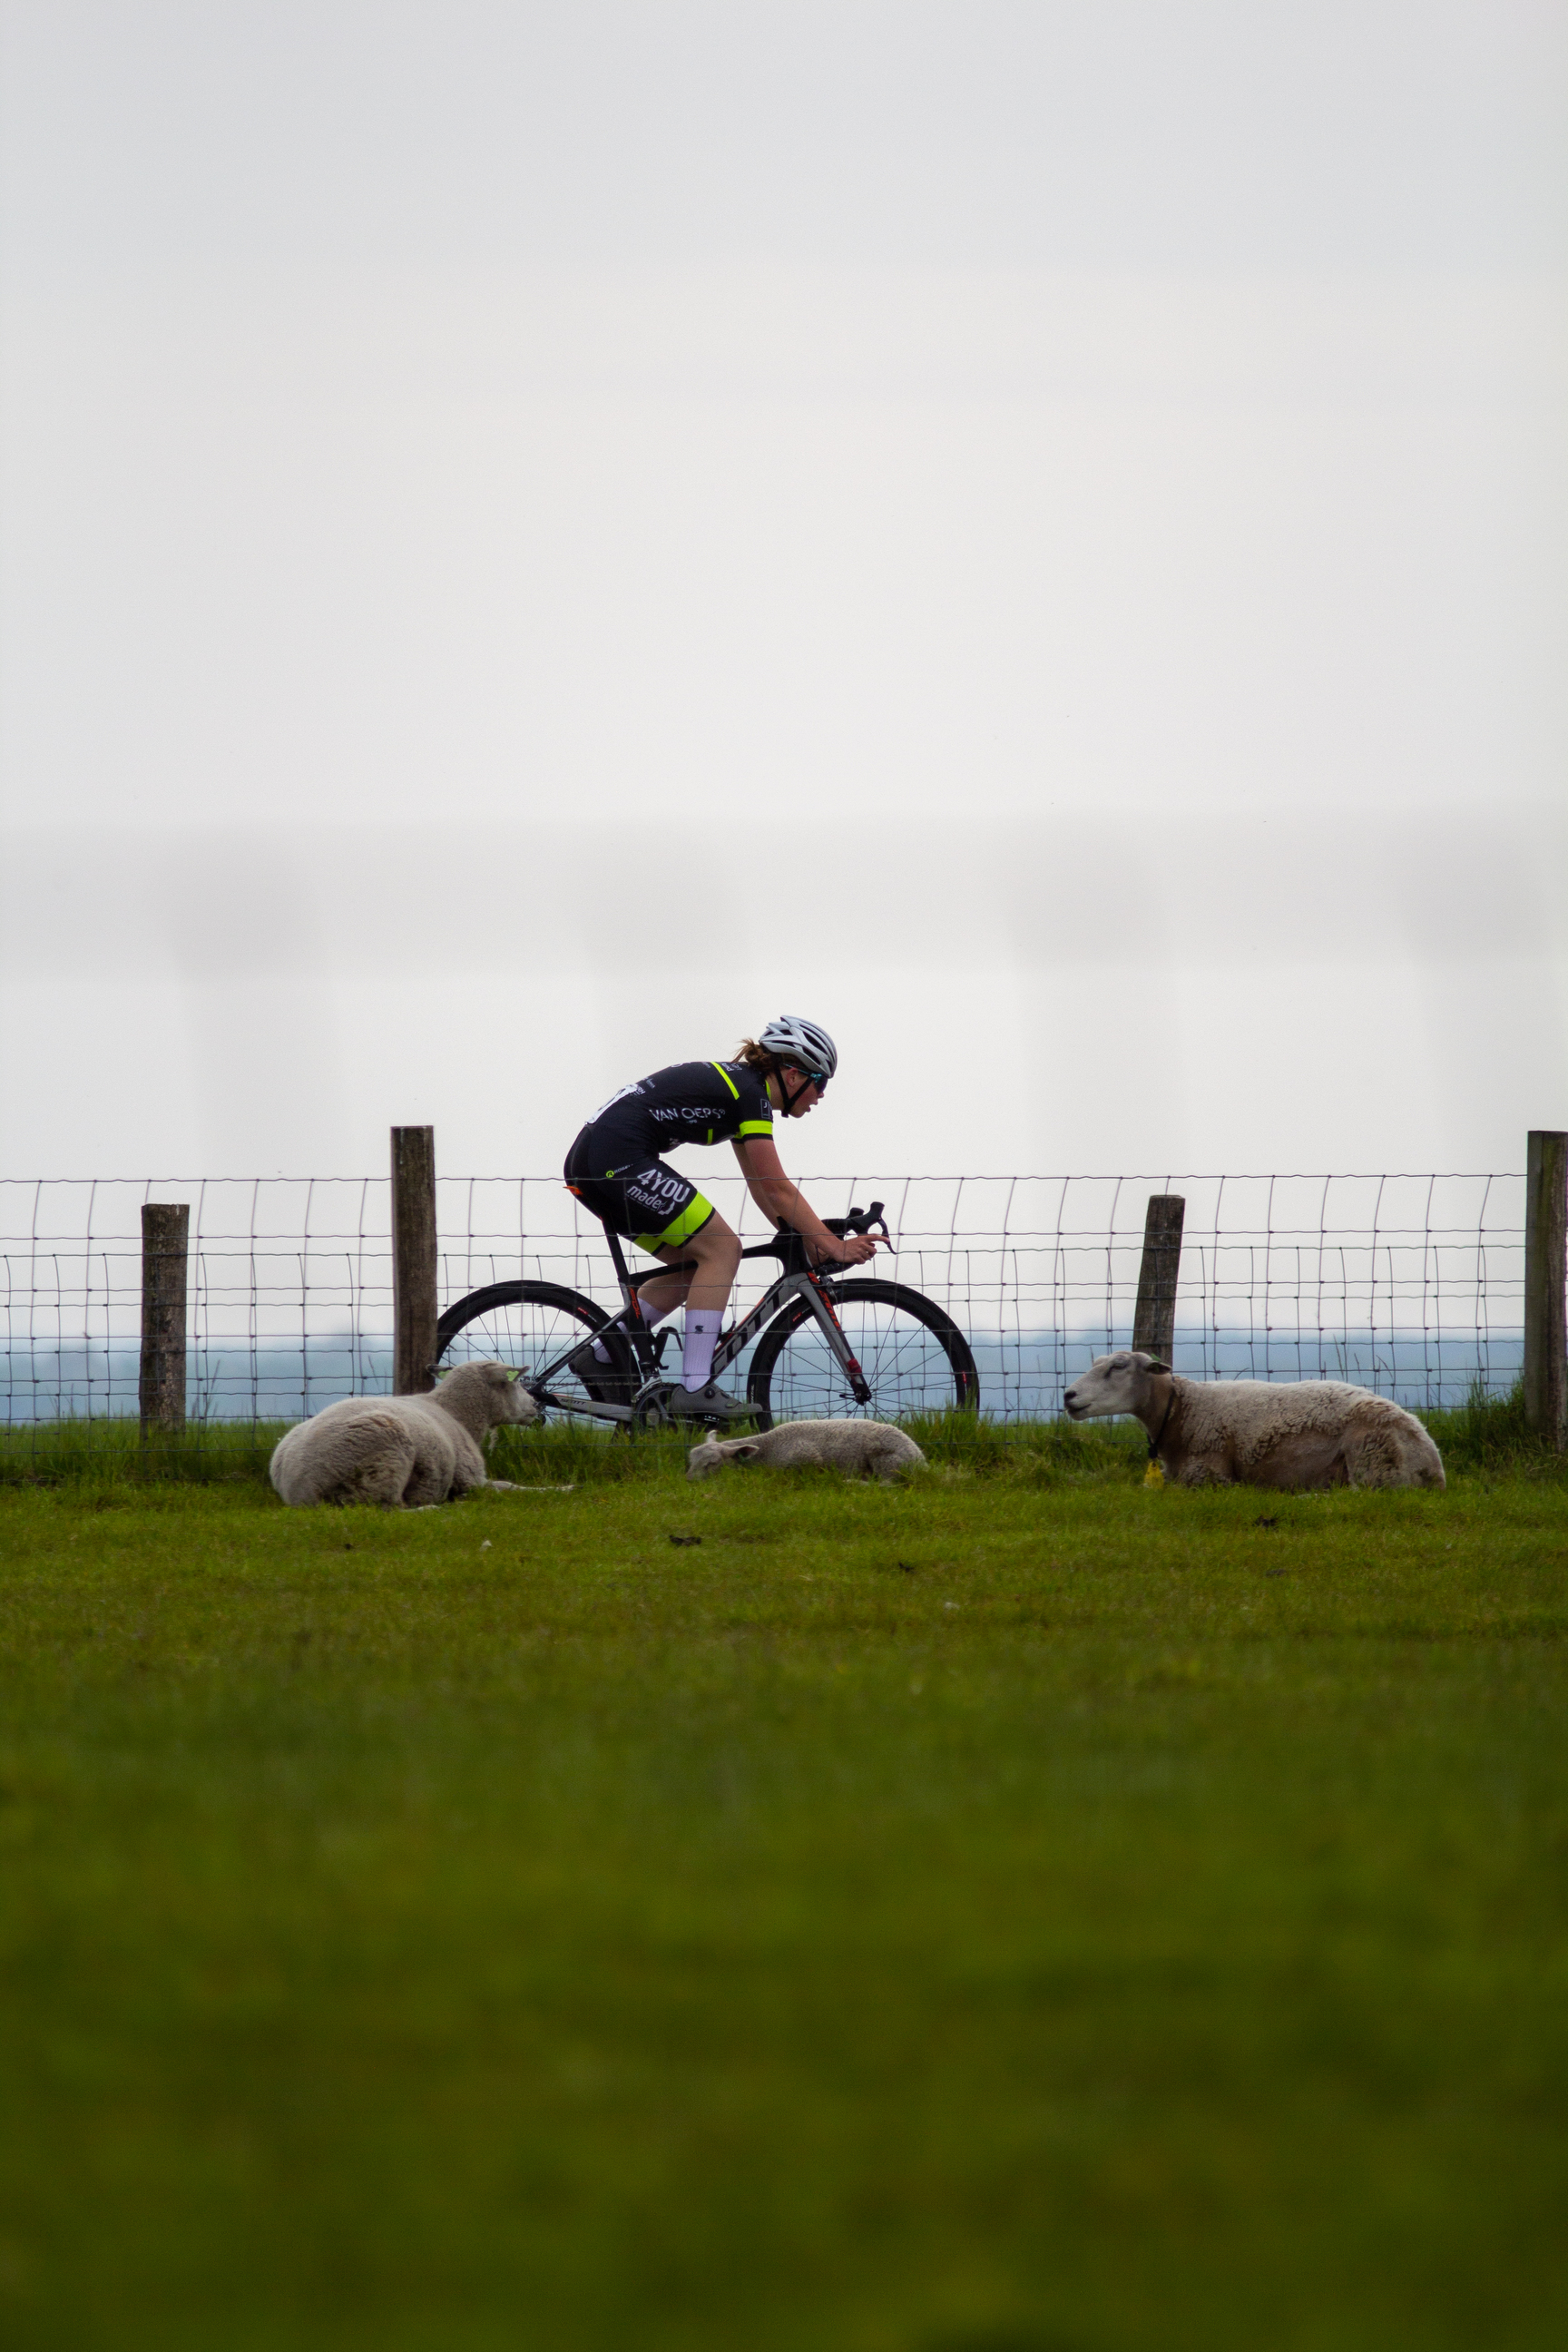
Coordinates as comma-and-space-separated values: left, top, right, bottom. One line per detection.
1145, 1357, 1171, 1375
734, 1442, 762, 1461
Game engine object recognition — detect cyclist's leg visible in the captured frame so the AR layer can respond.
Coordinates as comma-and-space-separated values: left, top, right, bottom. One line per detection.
617, 1173, 742, 1393
630, 1212, 737, 1395
565, 1158, 741, 1368
564, 1143, 755, 1416
624, 1206, 733, 1393
641, 1213, 741, 1320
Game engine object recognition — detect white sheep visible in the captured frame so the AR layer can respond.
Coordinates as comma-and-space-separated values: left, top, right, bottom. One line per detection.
686, 1418, 926, 1485
270, 1359, 539, 1508
1063, 1351, 1445, 1491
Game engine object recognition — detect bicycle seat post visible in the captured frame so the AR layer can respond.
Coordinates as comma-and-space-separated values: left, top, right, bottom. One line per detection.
589, 1225, 654, 1386
598, 1228, 629, 1291
603, 1227, 646, 1333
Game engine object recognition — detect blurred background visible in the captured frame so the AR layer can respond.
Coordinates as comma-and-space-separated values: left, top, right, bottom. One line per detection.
2, 0, 1564, 1180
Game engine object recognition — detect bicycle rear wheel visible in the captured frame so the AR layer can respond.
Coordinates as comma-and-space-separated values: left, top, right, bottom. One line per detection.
436, 1280, 634, 1412
747, 1279, 978, 1425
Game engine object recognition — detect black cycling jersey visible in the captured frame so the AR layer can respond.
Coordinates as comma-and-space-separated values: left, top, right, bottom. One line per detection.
563, 1060, 776, 1252
578, 1060, 774, 1166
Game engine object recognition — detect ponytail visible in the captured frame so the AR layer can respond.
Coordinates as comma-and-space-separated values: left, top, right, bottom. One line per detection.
735, 1037, 786, 1081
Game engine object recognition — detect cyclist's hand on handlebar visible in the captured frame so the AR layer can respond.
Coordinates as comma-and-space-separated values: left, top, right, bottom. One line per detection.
816, 1230, 881, 1269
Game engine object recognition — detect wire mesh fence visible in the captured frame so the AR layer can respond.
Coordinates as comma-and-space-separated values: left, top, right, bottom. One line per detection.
1, 1170, 1525, 1431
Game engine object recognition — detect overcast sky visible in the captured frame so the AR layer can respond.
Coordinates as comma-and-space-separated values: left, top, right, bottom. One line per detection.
2, 1, 1564, 1181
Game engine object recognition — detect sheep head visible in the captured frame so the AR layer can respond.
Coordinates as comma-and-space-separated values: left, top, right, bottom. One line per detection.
1063, 1350, 1170, 1421
686, 1435, 755, 1481
489, 1362, 540, 1426
438, 1357, 540, 1427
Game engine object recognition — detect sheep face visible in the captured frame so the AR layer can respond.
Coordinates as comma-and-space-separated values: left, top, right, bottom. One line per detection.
488, 1364, 539, 1426
1063, 1350, 1169, 1421
686, 1436, 757, 1482
437, 1359, 539, 1427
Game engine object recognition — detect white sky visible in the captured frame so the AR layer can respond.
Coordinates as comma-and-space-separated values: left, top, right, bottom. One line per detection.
2, 1, 1564, 1180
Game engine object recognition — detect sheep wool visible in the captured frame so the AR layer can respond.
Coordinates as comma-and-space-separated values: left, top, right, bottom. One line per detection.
270, 1359, 538, 1508
687, 1418, 925, 1485
1063, 1351, 1445, 1493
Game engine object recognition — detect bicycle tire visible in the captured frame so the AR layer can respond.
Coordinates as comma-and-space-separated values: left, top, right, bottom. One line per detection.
747, 1279, 979, 1425
436, 1279, 635, 1410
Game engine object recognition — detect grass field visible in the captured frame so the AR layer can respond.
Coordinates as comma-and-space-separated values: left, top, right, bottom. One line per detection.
2, 1406, 1566, 2350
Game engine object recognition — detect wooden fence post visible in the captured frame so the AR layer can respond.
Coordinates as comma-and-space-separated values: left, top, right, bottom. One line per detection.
139, 1203, 190, 1436
391, 1126, 438, 1394
1132, 1194, 1185, 1364
1524, 1130, 1567, 1451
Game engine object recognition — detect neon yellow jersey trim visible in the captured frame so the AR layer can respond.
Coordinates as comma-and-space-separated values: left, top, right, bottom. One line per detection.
736, 1120, 773, 1138
633, 1194, 715, 1255
710, 1061, 740, 1100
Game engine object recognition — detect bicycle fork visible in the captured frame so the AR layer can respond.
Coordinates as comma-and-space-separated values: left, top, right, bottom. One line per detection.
753, 1273, 874, 1407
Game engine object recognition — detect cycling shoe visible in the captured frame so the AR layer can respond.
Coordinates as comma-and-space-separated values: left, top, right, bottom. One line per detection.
661, 1383, 756, 1422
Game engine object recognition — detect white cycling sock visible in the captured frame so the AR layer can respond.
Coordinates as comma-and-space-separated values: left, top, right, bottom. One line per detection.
592, 1297, 669, 1363
681, 1308, 722, 1389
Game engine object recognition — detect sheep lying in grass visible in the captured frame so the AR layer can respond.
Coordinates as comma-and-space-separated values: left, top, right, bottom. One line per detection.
1063, 1351, 1445, 1491
270, 1360, 538, 1508
686, 1418, 926, 1485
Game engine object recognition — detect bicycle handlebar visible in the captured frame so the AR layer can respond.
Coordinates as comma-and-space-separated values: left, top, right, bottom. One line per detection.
827, 1200, 889, 1242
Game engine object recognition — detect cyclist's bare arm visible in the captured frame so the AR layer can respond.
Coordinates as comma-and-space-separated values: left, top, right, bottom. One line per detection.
730, 1138, 880, 1267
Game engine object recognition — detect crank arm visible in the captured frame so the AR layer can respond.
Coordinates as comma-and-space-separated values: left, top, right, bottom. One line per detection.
529, 1387, 634, 1426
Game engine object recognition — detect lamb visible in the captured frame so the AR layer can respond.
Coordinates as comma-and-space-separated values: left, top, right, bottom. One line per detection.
269, 1359, 539, 1508
1063, 1351, 1445, 1491
686, 1417, 926, 1485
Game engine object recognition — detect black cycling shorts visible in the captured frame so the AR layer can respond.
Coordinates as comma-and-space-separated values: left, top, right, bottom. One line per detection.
564, 1129, 716, 1255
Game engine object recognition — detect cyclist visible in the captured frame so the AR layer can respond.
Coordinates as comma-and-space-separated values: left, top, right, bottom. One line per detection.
564, 1015, 881, 1416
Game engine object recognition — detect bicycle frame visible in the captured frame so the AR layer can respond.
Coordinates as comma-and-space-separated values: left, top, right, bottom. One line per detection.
524, 1226, 874, 1425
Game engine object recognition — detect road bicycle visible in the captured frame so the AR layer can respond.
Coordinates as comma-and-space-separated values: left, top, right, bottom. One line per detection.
435, 1201, 980, 1430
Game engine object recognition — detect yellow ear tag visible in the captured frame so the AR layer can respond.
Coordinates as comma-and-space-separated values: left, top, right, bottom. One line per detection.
1143, 1458, 1165, 1488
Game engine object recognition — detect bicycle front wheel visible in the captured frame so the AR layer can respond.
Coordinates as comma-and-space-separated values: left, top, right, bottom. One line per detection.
747, 1279, 979, 1425
436, 1279, 633, 1412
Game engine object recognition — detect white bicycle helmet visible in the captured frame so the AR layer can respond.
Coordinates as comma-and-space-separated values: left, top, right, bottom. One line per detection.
758, 1014, 838, 1082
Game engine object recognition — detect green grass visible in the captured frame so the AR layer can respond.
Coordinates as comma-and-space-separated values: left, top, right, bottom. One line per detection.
1, 1379, 1551, 1491
2, 1427, 1566, 2350
1420, 1382, 1562, 1478
0, 1414, 289, 1487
